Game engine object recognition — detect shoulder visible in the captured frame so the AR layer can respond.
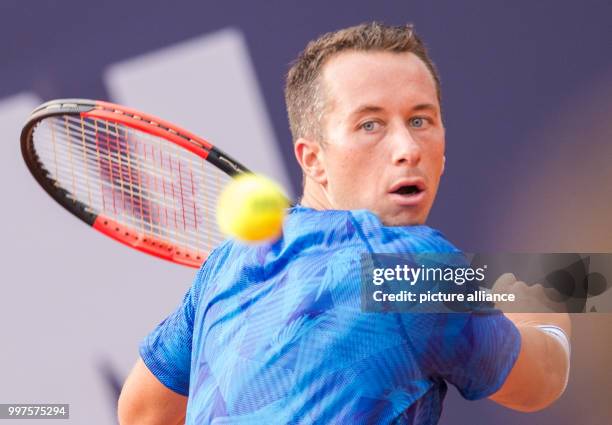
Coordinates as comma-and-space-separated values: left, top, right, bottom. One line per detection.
191, 239, 243, 294
348, 210, 460, 254
284, 206, 460, 254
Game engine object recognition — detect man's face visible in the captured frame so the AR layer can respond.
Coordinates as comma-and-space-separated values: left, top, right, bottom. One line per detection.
317, 50, 445, 226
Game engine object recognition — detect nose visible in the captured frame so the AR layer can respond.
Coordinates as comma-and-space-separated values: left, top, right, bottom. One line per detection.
390, 125, 422, 166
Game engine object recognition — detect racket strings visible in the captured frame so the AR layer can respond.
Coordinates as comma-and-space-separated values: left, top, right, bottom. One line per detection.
54, 118, 221, 173
33, 141, 226, 226
54, 116, 225, 182
34, 136, 226, 201
34, 136, 224, 214
31, 147, 225, 242
45, 120, 228, 211
32, 115, 230, 256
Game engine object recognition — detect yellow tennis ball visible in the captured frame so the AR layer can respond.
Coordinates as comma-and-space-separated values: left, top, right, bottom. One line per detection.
217, 174, 289, 242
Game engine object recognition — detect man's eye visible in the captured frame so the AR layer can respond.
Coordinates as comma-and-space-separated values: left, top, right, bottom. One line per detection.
360, 121, 380, 132
409, 117, 427, 128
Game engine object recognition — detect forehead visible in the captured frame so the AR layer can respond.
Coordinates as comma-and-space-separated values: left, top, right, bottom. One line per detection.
320, 50, 439, 114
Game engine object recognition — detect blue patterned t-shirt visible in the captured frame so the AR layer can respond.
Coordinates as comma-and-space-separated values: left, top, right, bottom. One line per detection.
140, 206, 520, 424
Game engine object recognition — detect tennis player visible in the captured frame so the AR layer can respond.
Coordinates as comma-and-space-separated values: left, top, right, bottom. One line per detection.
118, 23, 571, 424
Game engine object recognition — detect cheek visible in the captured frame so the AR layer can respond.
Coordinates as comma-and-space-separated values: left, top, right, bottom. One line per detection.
434, 147, 445, 172
424, 135, 445, 174
326, 144, 370, 176
324, 146, 378, 200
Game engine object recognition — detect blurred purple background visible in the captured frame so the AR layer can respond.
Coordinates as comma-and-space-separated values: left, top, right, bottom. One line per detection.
1, 1, 610, 424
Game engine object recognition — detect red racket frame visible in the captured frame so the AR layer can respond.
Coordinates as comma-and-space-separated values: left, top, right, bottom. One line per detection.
21, 99, 250, 267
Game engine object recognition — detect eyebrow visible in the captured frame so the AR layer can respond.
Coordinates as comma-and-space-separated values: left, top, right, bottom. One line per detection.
411, 103, 438, 114
347, 105, 384, 119
348, 103, 439, 119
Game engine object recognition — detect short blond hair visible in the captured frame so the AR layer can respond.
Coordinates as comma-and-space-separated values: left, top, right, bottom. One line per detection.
285, 22, 441, 142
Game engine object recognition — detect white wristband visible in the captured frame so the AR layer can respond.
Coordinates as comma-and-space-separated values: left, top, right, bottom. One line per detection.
535, 324, 571, 392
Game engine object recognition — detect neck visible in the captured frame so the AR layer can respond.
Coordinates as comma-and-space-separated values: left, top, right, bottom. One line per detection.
300, 179, 332, 210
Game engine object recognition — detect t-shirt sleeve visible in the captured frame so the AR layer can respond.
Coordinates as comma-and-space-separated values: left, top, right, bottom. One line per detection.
426, 311, 521, 400
138, 257, 213, 396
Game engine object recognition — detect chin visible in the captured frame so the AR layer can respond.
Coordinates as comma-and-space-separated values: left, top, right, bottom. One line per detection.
370, 198, 432, 227
378, 211, 426, 227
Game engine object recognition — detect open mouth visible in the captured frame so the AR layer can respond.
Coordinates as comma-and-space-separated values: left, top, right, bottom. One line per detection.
392, 185, 423, 196
388, 180, 426, 206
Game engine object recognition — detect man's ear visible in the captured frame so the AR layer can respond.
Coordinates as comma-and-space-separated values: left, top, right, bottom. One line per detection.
294, 137, 327, 184
441, 155, 446, 175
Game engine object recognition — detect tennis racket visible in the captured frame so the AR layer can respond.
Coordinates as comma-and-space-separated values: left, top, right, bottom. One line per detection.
21, 98, 253, 268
